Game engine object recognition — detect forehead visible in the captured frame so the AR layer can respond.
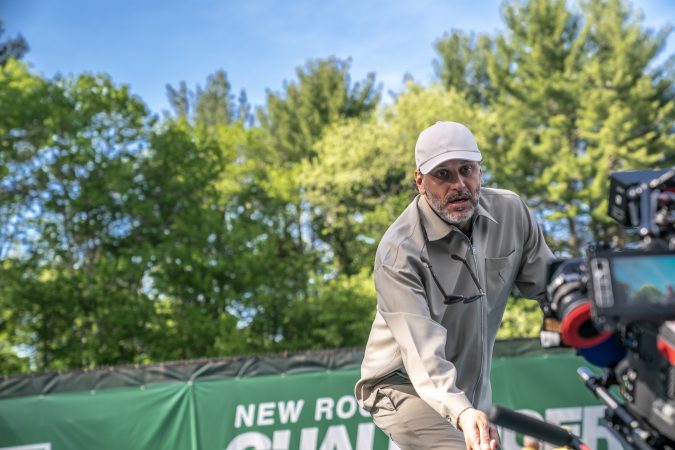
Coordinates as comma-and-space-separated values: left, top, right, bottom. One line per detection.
429, 159, 478, 170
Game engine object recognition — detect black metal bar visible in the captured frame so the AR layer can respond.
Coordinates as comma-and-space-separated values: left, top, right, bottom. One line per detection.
488, 405, 586, 449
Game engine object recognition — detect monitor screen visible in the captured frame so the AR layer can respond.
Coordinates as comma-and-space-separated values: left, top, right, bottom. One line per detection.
611, 254, 675, 306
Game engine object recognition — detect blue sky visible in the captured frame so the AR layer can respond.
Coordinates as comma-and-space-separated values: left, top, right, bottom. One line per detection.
2, 0, 674, 116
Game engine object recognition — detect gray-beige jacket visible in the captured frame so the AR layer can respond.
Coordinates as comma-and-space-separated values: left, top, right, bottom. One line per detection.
355, 188, 554, 428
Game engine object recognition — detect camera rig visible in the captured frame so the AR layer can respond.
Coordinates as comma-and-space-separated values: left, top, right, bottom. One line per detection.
493, 169, 675, 450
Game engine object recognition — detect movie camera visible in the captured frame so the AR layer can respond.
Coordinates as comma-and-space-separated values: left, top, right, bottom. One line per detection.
491, 169, 675, 450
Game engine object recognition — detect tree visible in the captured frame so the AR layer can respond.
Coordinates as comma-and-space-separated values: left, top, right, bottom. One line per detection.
281, 268, 376, 350
0, 62, 157, 370
194, 70, 234, 127
433, 0, 675, 256
0, 61, 262, 370
0, 55, 389, 369
235, 57, 381, 350
0, 19, 29, 66
433, 29, 495, 106
298, 85, 488, 343
166, 80, 192, 119
303, 84, 481, 274
129, 121, 253, 361
258, 56, 380, 163
633, 284, 663, 304
430, 0, 674, 337
165, 70, 251, 128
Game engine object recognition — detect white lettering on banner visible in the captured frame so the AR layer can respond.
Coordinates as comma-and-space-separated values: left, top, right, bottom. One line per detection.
316, 396, 365, 421
545, 406, 582, 437
234, 400, 306, 428
336, 396, 358, 420
315, 397, 334, 421
582, 405, 620, 450
272, 430, 291, 450
257, 402, 276, 426
300, 427, 319, 449
355, 423, 375, 450
279, 399, 304, 424
225, 431, 271, 450
224, 424, 386, 450
543, 406, 584, 450
498, 409, 544, 450
226, 402, 622, 449
319, 425, 351, 450
497, 406, 623, 450
235, 404, 255, 428
388, 440, 402, 450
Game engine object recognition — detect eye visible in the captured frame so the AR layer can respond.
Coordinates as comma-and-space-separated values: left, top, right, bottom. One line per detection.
434, 169, 450, 180
459, 165, 474, 176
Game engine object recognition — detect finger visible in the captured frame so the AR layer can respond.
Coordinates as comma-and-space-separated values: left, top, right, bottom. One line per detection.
480, 424, 490, 441
465, 425, 482, 450
488, 424, 500, 449
474, 426, 490, 450
480, 422, 499, 450
464, 429, 479, 450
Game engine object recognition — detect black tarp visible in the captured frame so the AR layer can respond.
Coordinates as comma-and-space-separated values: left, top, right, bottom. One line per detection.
0, 338, 572, 399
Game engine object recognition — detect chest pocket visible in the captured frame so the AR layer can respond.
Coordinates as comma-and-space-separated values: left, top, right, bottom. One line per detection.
485, 249, 517, 296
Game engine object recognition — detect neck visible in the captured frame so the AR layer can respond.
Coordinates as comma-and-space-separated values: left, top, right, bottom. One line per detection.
458, 220, 473, 237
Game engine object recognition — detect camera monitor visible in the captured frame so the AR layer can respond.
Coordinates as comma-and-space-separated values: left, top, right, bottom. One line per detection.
589, 249, 675, 323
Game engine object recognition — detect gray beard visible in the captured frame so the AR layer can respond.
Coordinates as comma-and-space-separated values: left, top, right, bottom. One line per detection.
424, 185, 481, 228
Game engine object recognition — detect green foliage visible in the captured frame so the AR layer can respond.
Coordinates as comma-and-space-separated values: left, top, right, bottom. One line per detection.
282, 269, 377, 350
0, 62, 156, 371
195, 70, 234, 127
433, 30, 495, 105
434, 0, 674, 255
1, 0, 673, 375
258, 56, 381, 163
165, 70, 251, 127
0, 62, 263, 369
0, 19, 29, 66
303, 84, 483, 274
0, 60, 60, 186
230, 56, 383, 352
497, 296, 543, 339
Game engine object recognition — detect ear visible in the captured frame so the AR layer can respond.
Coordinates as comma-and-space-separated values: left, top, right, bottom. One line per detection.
415, 170, 426, 195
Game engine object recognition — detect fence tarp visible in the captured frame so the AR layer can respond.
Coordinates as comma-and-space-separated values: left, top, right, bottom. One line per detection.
0, 341, 622, 450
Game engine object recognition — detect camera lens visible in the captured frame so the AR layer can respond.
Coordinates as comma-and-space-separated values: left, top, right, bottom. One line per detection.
548, 259, 612, 348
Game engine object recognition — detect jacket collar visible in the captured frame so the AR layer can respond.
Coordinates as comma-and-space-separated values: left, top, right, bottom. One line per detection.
416, 194, 498, 242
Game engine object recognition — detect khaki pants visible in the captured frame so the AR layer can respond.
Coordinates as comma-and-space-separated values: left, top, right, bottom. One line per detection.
371, 383, 466, 450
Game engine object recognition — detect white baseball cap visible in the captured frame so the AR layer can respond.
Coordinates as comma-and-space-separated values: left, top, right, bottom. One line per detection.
415, 121, 482, 174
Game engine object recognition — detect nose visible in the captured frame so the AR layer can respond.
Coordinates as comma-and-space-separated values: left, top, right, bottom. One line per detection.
445, 172, 467, 190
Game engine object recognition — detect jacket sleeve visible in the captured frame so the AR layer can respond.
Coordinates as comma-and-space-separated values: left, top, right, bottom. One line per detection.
374, 262, 473, 428
514, 199, 555, 300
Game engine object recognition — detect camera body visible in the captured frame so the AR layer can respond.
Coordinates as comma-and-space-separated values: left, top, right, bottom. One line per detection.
541, 169, 675, 448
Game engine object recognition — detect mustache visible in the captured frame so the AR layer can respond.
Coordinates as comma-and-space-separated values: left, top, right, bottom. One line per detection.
443, 190, 473, 203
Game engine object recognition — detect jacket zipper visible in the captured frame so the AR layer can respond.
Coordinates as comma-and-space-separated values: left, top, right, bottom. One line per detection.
468, 242, 486, 405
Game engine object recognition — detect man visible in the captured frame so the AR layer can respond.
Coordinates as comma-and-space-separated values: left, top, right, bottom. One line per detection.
355, 122, 554, 450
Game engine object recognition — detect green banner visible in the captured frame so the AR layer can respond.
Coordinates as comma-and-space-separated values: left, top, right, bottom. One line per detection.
0, 348, 623, 450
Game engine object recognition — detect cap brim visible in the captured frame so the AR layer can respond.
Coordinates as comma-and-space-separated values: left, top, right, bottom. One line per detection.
418, 150, 482, 174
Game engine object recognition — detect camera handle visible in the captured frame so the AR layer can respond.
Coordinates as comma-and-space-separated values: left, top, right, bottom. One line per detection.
627, 168, 674, 244
577, 367, 657, 450
488, 405, 590, 450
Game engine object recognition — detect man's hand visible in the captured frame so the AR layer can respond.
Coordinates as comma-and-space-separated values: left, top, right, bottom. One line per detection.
458, 407, 500, 450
